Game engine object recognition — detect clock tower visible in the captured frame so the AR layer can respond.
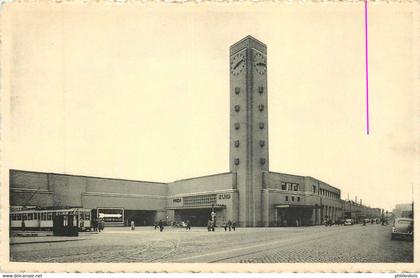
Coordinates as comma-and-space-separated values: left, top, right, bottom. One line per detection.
230, 36, 268, 227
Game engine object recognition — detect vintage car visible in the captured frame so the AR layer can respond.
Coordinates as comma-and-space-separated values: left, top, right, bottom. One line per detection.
344, 219, 353, 226
391, 217, 413, 240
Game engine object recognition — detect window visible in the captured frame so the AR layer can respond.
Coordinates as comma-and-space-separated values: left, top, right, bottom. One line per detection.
313, 185, 316, 193
234, 123, 240, 130
293, 184, 299, 191
292, 196, 295, 202
234, 158, 240, 165
234, 105, 240, 112
183, 194, 217, 207
234, 140, 240, 147
281, 182, 286, 190
34, 213, 38, 220
285, 196, 289, 201
235, 87, 240, 95
12, 214, 16, 220
259, 140, 265, 147
297, 197, 300, 202
258, 87, 264, 94
260, 158, 266, 165
17, 214, 21, 220
259, 122, 264, 129
47, 213, 52, 221
287, 183, 292, 191
42, 213, 46, 221
85, 213, 90, 221
23, 214, 28, 220
258, 104, 264, 111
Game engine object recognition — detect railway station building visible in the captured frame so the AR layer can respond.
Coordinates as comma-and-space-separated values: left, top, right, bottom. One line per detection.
10, 36, 356, 227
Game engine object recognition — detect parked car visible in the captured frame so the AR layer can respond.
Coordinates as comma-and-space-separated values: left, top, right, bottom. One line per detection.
391, 217, 413, 240
344, 219, 353, 226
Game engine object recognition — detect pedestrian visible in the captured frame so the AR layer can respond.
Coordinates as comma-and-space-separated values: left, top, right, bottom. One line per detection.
186, 220, 191, 230
158, 220, 164, 232
223, 221, 227, 231
228, 220, 232, 232
232, 221, 236, 231
207, 220, 212, 232
154, 222, 158, 230
131, 220, 135, 231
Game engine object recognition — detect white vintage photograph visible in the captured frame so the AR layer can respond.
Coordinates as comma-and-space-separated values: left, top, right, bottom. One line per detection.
1, 1, 418, 271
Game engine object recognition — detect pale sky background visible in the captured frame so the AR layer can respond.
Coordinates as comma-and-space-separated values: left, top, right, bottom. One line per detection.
3, 2, 418, 212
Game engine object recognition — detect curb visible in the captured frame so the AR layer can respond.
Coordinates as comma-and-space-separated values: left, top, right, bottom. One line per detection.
10, 238, 87, 245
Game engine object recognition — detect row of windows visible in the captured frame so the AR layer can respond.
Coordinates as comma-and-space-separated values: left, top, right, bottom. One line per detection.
234, 122, 265, 130
234, 104, 265, 112
234, 158, 266, 165
10, 212, 91, 221
183, 194, 217, 206
280, 182, 300, 191
234, 140, 265, 148
11, 212, 52, 221
318, 187, 339, 199
285, 196, 301, 202
234, 87, 265, 95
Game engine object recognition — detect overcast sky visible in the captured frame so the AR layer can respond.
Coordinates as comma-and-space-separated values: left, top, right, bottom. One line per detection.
4, 2, 417, 212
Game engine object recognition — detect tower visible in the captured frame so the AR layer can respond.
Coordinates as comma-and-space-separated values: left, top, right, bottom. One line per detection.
229, 36, 269, 227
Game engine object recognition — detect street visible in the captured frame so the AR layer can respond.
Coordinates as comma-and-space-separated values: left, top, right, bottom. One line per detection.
10, 224, 413, 263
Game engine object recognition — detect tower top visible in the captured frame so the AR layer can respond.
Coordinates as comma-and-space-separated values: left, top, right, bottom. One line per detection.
230, 35, 267, 55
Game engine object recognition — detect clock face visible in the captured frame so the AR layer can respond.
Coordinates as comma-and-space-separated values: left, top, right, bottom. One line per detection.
230, 53, 246, 76
254, 52, 267, 75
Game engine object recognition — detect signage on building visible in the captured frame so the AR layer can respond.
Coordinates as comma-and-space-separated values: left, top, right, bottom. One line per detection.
218, 194, 231, 200
173, 198, 182, 203
97, 208, 124, 223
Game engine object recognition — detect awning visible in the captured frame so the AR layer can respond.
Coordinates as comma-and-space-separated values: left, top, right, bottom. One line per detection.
166, 204, 226, 210
274, 204, 320, 209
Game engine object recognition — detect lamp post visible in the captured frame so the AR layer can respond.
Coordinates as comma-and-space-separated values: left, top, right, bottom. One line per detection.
210, 204, 216, 231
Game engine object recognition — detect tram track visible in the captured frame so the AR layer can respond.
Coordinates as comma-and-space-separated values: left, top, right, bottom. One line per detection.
171, 225, 363, 263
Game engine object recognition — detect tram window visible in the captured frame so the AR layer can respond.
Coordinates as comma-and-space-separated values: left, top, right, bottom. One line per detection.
28, 213, 33, 220
80, 213, 85, 220
17, 214, 21, 220
85, 213, 90, 221
47, 213, 52, 220
23, 214, 27, 220
292, 196, 295, 202
34, 213, 38, 220
11, 214, 16, 220
63, 215, 68, 227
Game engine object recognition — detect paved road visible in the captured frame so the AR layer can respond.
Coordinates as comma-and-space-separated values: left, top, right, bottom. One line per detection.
10, 224, 413, 263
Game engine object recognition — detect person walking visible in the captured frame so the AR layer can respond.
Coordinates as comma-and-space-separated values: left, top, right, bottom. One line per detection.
186, 220, 191, 230
158, 220, 164, 232
207, 219, 212, 232
131, 220, 135, 231
227, 220, 232, 232
232, 221, 236, 231
223, 221, 227, 231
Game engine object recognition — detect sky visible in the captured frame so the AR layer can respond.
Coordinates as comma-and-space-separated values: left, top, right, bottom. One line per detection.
3, 2, 417, 212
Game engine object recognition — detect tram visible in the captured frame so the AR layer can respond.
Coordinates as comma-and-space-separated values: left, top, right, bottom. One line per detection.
10, 208, 92, 231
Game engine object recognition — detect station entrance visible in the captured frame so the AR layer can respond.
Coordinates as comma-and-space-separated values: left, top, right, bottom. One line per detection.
173, 206, 228, 227
275, 205, 316, 227
124, 210, 156, 226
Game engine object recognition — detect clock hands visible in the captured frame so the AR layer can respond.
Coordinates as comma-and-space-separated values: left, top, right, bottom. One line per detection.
233, 60, 244, 70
